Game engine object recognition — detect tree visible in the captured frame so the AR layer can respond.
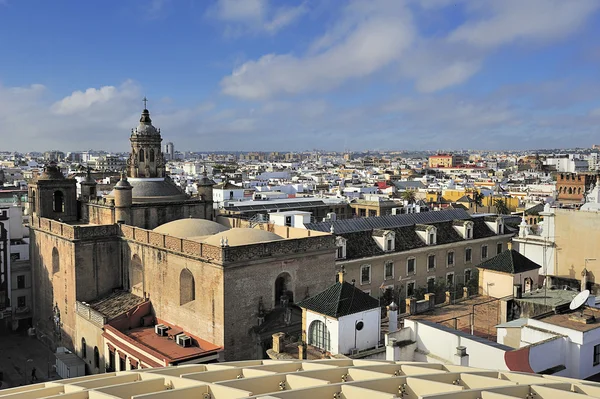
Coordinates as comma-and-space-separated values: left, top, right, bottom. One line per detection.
401, 190, 416, 204
494, 198, 510, 215
466, 189, 484, 212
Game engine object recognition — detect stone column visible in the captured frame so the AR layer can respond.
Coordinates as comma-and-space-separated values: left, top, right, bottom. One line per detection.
298, 343, 307, 360
424, 293, 435, 310
272, 333, 285, 354
387, 302, 398, 332
405, 298, 417, 315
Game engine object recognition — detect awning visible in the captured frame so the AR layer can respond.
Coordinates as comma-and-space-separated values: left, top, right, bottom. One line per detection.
130, 358, 139, 368
107, 342, 116, 352
118, 351, 127, 360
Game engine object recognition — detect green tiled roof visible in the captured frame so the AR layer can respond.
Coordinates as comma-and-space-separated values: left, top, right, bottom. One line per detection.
476, 249, 541, 274
298, 281, 380, 318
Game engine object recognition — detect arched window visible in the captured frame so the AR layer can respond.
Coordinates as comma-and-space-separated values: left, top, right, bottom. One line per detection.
31, 190, 36, 213
149, 149, 155, 162
568, 187, 572, 194
139, 149, 145, 162
180, 268, 195, 305
81, 337, 87, 358
94, 347, 99, 369
308, 320, 330, 352
53, 190, 64, 213
131, 255, 143, 293
578, 187, 581, 195
275, 272, 293, 305
52, 247, 60, 274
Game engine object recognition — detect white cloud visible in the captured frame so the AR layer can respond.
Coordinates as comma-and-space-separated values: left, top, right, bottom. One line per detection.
221, 0, 414, 99
590, 107, 600, 117
51, 80, 139, 115
209, 0, 307, 35
448, 0, 600, 48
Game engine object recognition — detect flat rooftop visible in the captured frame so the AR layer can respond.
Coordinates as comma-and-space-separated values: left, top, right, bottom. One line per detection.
3, 360, 600, 399
408, 296, 500, 340
517, 288, 581, 308
123, 325, 221, 361
538, 307, 600, 332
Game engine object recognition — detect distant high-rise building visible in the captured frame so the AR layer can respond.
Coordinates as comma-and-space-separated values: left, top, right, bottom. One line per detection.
165, 142, 174, 160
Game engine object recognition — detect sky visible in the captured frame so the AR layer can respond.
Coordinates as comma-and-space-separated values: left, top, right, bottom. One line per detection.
1, 0, 600, 153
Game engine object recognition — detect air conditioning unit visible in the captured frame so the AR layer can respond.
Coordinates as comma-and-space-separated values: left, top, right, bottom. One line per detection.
155, 324, 168, 336
176, 334, 192, 347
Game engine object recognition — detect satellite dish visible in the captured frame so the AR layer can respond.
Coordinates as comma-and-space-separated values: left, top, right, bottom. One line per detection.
569, 290, 590, 311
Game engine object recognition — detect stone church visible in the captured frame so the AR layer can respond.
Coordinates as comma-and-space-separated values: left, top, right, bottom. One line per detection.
29, 106, 336, 371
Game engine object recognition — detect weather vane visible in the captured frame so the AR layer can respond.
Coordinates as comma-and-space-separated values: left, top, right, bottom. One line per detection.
142, 96, 148, 109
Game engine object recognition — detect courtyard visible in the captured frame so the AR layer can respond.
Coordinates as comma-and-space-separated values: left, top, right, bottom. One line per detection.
0, 332, 56, 389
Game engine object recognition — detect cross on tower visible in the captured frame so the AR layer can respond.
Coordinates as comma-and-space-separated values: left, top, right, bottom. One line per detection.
142, 97, 148, 109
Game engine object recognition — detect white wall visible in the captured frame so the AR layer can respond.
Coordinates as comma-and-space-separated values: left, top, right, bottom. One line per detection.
513, 238, 555, 276
306, 311, 339, 354
528, 318, 600, 379
338, 308, 380, 355
404, 319, 510, 371
213, 188, 246, 204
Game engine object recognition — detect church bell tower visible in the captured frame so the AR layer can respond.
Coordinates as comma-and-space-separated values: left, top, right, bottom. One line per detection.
127, 98, 165, 178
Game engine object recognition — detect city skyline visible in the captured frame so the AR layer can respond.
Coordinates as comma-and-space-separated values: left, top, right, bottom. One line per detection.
1, 0, 600, 152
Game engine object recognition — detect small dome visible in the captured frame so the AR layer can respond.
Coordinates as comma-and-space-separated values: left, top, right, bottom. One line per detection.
202, 228, 283, 247
38, 162, 65, 180
115, 178, 132, 188
132, 108, 160, 136
153, 218, 229, 238
135, 123, 159, 136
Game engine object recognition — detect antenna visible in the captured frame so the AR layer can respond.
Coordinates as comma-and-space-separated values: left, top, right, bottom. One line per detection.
569, 290, 590, 317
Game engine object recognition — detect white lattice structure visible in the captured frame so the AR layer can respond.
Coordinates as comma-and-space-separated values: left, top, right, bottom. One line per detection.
2, 360, 600, 399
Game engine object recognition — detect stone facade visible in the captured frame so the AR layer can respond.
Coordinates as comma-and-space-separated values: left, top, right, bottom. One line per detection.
31, 215, 337, 363
338, 236, 511, 298
556, 173, 598, 203
87, 199, 211, 230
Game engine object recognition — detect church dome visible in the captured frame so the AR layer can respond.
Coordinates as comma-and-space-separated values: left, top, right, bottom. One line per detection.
153, 218, 229, 238
202, 228, 283, 247
133, 109, 160, 136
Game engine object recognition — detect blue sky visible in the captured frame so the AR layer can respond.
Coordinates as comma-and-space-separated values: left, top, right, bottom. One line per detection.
1, 0, 600, 152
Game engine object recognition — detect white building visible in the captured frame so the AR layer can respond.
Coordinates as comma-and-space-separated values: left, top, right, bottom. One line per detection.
513, 204, 557, 277
544, 154, 588, 173
212, 182, 249, 208
386, 304, 600, 380
298, 274, 381, 355
0, 203, 31, 331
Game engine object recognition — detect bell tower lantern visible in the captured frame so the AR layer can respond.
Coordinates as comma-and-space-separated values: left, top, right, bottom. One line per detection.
126, 98, 165, 179
29, 162, 78, 222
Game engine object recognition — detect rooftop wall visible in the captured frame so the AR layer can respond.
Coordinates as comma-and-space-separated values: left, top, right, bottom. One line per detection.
30, 216, 119, 240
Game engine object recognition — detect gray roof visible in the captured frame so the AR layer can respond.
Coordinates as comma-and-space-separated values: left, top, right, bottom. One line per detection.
108, 178, 188, 202
477, 250, 541, 274
224, 200, 327, 212
393, 181, 426, 190
305, 208, 471, 234
87, 291, 145, 321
